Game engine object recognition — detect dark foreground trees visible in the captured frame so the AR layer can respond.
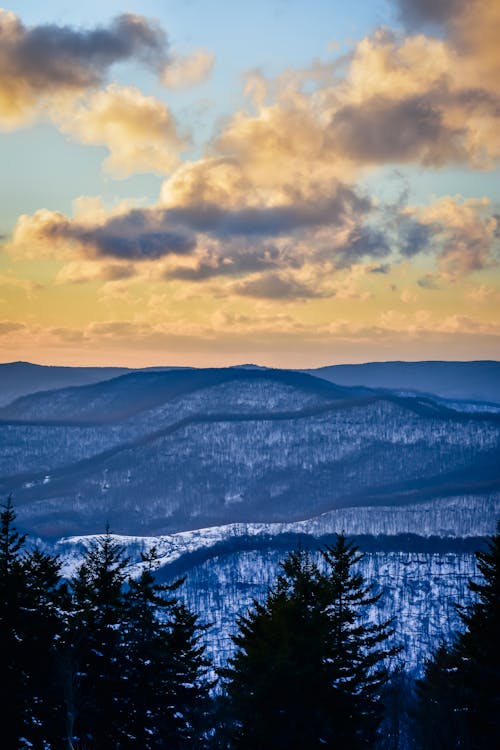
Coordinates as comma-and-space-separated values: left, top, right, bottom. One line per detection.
415, 520, 500, 749
4, 490, 499, 750
62, 533, 212, 750
0, 496, 68, 748
0, 500, 211, 750
221, 535, 400, 750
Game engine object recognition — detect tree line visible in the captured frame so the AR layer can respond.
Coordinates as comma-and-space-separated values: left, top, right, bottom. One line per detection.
1, 496, 499, 749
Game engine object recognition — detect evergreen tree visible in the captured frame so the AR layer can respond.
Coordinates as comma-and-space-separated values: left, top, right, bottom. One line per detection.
414, 522, 500, 749
0, 497, 67, 749
454, 520, 500, 747
320, 535, 400, 745
22, 548, 70, 749
121, 547, 212, 749
413, 643, 464, 749
0, 496, 29, 748
375, 667, 417, 750
64, 528, 129, 749
221, 537, 399, 750
160, 599, 213, 749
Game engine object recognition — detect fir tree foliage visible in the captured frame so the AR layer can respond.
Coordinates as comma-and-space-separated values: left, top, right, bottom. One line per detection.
222, 535, 400, 750
1, 500, 213, 750
0, 496, 68, 750
64, 528, 130, 749
65, 533, 212, 749
454, 519, 500, 747
121, 546, 212, 749
415, 521, 500, 749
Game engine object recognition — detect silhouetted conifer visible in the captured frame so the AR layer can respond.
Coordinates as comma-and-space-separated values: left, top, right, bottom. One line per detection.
64, 528, 129, 749
0, 497, 67, 749
221, 536, 400, 750
121, 547, 212, 749
414, 522, 500, 748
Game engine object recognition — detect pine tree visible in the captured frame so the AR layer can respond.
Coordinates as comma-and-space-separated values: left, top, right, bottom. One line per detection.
455, 520, 500, 747
414, 522, 500, 748
160, 599, 213, 749
320, 535, 400, 746
121, 547, 212, 749
64, 528, 129, 749
0, 496, 29, 748
221, 537, 399, 750
413, 643, 464, 749
22, 547, 70, 749
0, 497, 67, 749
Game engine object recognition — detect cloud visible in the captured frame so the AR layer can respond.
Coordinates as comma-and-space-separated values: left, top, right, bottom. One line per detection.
55, 261, 136, 285
213, 17, 500, 175
466, 284, 500, 303
14, 207, 196, 261
417, 274, 440, 289
3, 2, 500, 312
395, 0, 467, 29
169, 244, 287, 281
0, 321, 25, 335
0, 11, 169, 128
161, 49, 214, 88
409, 197, 500, 278
165, 184, 371, 238
394, 0, 500, 94
330, 94, 464, 167
333, 225, 392, 267
54, 84, 186, 177
396, 217, 434, 257
232, 272, 327, 300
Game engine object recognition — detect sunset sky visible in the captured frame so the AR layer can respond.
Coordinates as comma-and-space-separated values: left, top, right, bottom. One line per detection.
1, 0, 499, 367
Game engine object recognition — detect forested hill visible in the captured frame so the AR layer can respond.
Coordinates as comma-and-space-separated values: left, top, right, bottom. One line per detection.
0, 361, 131, 407
2, 359, 500, 408
0, 366, 360, 423
307, 360, 500, 403
1, 365, 499, 538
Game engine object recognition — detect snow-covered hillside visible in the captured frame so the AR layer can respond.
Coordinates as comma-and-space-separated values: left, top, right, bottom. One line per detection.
3, 364, 499, 676
55, 527, 485, 673
56, 492, 500, 577
5, 380, 500, 537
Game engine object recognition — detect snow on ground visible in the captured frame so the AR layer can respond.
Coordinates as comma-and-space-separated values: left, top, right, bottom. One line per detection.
56, 493, 500, 578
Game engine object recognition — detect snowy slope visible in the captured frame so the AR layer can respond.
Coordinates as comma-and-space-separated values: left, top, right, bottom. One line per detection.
55, 524, 487, 673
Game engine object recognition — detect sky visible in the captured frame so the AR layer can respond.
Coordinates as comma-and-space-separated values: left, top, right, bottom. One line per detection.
0, 0, 499, 368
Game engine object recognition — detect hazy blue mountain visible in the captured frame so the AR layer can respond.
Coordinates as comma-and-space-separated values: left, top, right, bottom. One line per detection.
1, 367, 498, 538
0, 367, 355, 423
0, 361, 193, 408
0, 361, 131, 407
307, 360, 500, 403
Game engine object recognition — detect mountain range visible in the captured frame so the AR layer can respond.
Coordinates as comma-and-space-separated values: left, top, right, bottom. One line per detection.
2, 360, 499, 671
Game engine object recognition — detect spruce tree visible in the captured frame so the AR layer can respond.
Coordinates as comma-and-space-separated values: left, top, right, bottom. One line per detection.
320, 535, 400, 745
454, 520, 500, 747
121, 547, 212, 749
0, 497, 67, 749
413, 643, 464, 749
160, 599, 213, 749
221, 537, 399, 750
22, 547, 69, 749
64, 528, 129, 749
414, 522, 500, 749
0, 496, 29, 748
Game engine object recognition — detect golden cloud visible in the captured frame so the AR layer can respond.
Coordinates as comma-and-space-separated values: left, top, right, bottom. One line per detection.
406, 197, 499, 278
0, 10, 168, 129
160, 49, 215, 88
54, 85, 186, 177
